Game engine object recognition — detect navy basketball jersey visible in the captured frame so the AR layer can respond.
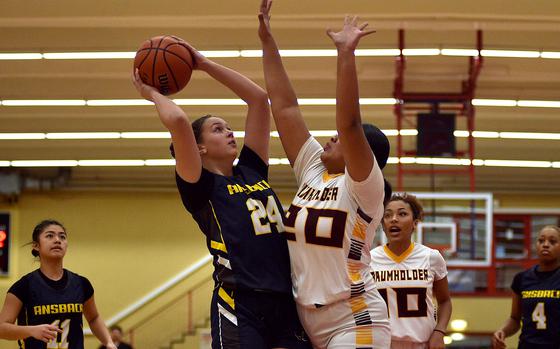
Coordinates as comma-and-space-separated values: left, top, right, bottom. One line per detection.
511, 266, 560, 349
8, 269, 93, 349
176, 146, 292, 293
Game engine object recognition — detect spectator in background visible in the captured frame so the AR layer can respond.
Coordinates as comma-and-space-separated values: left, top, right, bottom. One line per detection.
99, 325, 133, 349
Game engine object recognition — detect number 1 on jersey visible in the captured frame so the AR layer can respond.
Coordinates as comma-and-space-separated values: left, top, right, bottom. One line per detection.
47, 319, 70, 349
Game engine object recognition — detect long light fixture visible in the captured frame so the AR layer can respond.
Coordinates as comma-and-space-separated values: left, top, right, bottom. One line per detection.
0, 157, 558, 169
2, 98, 560, 108
1, 130, 559, 141
1, 129, 559, 141
1, 48, 560, 60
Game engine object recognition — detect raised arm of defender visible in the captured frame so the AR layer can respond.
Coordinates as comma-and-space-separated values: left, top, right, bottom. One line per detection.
327, 16, 377, 182
258, 0, 311, 166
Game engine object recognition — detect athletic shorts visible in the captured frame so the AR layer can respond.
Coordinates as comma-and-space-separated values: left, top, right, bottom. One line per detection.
210, 285, 311, 349
296, 288, 390, 349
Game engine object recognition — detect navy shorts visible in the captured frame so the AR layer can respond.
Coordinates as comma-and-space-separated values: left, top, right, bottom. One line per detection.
210, 285, 311, 349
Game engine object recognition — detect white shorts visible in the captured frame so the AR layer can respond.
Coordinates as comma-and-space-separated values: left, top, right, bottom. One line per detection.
296, 289, 390, 349
390, 340, 427, 349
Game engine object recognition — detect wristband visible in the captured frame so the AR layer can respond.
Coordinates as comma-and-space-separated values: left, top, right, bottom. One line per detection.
433, 329, 447, 336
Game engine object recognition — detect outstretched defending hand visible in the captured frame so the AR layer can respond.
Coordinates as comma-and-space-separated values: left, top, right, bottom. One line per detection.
258, 0, 273, 41
326, 15, 376, 52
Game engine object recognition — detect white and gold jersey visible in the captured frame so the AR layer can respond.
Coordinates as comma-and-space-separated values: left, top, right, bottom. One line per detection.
370, 243, 448, 343
286, 137, 385, 308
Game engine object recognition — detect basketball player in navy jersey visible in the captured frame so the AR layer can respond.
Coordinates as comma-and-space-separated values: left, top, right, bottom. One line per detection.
493, 225, 560, 349
0, 220, 116, 349
132, 43, 309, 349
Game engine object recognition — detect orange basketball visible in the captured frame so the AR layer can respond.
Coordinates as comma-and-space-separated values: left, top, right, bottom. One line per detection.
133, 35, 194, 95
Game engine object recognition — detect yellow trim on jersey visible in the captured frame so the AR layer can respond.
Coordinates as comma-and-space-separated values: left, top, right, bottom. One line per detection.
208, 201, 228, 253
218, 287, 235, 310
210, 240, 228, 253
352, 219, 367, 240
384, 242, 415, 264
322, 171, 343, 182
356, 326, 373, 345
349, 294, 367, 313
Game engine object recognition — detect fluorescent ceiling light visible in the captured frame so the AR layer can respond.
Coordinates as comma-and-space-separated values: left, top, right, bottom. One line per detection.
0, 48, 554, 61
145, 159, 176, 166
43, 52, 135, 59
121, 132, 170, 139
1, 157, 557, 169
481, 50, 540, 58
541, 51, 560, 59
199, 50, 240, 58
500, 132, 560, 140
359, 98, 398, 105
77, 160, 145, 166
517, 100, 560, 108
399, 129, 418, 136
3, 98, 559, 108
0, 53, 42, 60
86, 99, 153, 106
402, 48, 441, 56
472, 99, 517, 107
0, 133, 45, 140
472, 131, 499, 138
298, 98, 336, 105
2, 100, 86, 106
240, 50, 262, 58
482, 159, 551, 168
453, 131, 470, 137
355, 49, 400, 56
11, 160, 78, 167
280, 49, 336, 57
46, 132, 121, 140
415, 158, 471, 166
268, 158, 291, 165
440, 49, 478, 57
173, 99, 247, 106
1, 129, 559, 141
310, 130, 336, 137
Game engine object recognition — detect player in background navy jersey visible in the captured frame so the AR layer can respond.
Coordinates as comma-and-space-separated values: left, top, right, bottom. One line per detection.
493, 225, 560, 349
132, 42, 309, 349
0, 220, 116, 349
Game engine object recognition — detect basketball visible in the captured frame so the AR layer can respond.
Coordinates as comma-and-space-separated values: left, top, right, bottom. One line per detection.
133, 35, 194, 95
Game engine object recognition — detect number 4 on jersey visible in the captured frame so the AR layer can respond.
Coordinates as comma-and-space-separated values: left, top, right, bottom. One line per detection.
532, 302, 547, 329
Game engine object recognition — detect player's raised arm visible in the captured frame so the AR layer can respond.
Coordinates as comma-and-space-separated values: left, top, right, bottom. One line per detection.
258, 0, 310, 166
327, 16, 376, 182
132, 69, 201, 183
184, 43, 271, 162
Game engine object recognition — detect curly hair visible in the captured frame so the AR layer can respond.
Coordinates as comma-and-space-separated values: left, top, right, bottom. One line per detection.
386, 193, 424, 221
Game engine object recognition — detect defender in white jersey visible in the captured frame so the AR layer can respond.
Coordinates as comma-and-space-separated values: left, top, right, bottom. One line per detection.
371, 194, 452, 349
259, 2, 391, 347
